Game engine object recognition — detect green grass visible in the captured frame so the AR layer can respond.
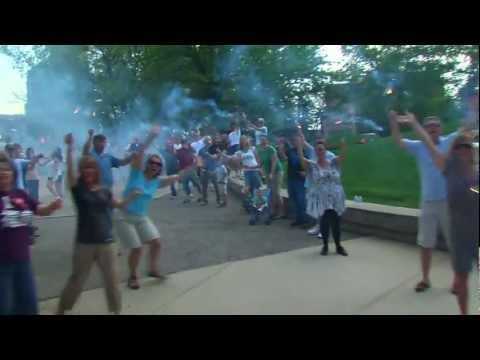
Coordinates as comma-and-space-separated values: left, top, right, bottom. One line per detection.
341, 138, 421, 208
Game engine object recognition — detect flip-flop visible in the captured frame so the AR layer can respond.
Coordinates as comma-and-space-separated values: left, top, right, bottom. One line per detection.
414, 281, 430, 292
127, 276, 140, 290
148, 272, 167, 281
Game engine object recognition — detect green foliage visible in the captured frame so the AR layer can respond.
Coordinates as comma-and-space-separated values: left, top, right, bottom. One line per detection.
2, 45, 477, 137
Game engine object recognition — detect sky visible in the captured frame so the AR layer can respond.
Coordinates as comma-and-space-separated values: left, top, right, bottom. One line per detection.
0, 45, 345, 116
0, 53, 26, 115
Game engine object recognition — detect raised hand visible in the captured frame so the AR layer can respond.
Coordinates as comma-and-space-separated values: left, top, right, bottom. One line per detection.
88, 129, 95, 137
64, 133, 74, 146
397, 112, 417, 126
150, 125, 161, 136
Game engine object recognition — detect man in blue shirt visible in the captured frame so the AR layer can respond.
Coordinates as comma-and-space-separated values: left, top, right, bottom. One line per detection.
390, 112, 458, 293
82, 129, 132, 189
284, 128, 312, 227
198, 136, 221, 206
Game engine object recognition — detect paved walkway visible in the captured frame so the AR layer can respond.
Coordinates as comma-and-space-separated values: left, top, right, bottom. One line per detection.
39, 237, 479, 315
32, 186, 357, 301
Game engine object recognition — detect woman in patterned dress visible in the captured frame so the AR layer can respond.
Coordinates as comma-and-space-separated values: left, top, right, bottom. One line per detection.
296, 136, 348, 256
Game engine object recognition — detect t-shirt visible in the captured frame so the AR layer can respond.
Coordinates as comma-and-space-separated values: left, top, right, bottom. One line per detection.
257, 145, 282, 175
0, 190, 38, 263
235, 148, 259, 171
286, 144, 309, 181
14, 159, 30, 190
90, 151, 122, 189
160, 149, 178, 175
71, 182, 114, 244
47, 160, 64, 180
228, 128, 241, 147
444, 155, 479, 216
191, 138, 206, 155
176, 146, 196, 170
254, 126, 268, 145
199, 145, 220, 172
403, 132, 457, 202
123, 168, 161, 216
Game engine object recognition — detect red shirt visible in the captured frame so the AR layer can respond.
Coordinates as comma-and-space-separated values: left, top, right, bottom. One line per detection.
175, 145, 196, 170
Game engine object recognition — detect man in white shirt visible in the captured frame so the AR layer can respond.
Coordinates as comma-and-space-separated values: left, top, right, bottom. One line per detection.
190, 129, 206, 155
248, 118, 268, 146
227, 121, 241, 155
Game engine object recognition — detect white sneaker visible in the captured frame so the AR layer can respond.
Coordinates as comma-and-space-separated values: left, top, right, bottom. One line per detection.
307, 224, 320, 235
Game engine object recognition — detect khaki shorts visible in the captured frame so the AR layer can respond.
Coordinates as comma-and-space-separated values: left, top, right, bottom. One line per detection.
116, 214, 161, 249
417, 200, 451, 249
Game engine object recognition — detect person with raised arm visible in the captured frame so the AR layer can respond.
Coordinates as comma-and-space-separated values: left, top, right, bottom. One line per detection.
297, 136, 348, 256
389, 111, 459, 294
0, 152, 62, 315
116, 126, 183, 290
9, 143, 44, 192
82, 129, 133, 190
57, 133, 138, 315
246, 117, 269, 146
398, 111, 478, 315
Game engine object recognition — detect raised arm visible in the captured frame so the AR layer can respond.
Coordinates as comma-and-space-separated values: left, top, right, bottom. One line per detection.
130, 125, 161, 170
402, 113, 447, 171
82, 129, 95, 156
269, 151, 278, 181
389, 111, 407, 149
277, 142, 287, 161
296, 139, 309, 171
64, 133, 77, 188
336, 138, 347, 165
139, 125, 161, 153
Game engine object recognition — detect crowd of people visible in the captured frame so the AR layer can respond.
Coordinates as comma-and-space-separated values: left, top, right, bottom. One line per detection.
0, 92, 478, 315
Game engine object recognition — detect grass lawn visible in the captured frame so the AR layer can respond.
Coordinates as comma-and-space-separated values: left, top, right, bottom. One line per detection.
341, 137, 421, 208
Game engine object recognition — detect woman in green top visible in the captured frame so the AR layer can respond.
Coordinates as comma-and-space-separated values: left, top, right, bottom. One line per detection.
257, 134, 283, 219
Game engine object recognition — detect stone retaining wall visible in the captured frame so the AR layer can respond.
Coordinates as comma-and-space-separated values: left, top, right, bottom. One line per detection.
228, 177, 449, 252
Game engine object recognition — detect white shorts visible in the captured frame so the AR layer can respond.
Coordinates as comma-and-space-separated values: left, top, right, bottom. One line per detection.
116, 214, 161, 249
417, 200, 451, 249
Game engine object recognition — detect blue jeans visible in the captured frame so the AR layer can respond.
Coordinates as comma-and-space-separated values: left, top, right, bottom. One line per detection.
0, 261, 38, 315
287, 178, 307, 223
25, 180, 40, 202
227, 144, 240, 155
244, 171, 262, 196
181, 168, 201, 196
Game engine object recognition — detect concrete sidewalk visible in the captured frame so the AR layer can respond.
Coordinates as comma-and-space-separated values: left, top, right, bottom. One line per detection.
39, 237, 479, 315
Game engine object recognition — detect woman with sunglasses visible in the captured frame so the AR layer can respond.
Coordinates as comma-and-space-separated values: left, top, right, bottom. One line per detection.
400, 112, 478, 315
56, 134, 139, 315
296, 136, 348, 256
117, 126, 182, 290
0, 152, 62, 315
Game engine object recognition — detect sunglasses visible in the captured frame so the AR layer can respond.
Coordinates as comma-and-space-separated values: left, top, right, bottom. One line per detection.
149, 160, 163, 167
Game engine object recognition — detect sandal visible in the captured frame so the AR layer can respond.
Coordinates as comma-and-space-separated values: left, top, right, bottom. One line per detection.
148, 272, 167, 281
127, 276, 140, 290
414, 281, 430, 293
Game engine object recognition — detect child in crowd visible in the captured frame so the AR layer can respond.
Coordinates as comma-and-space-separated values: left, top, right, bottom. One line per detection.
249, 186, 271, 226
